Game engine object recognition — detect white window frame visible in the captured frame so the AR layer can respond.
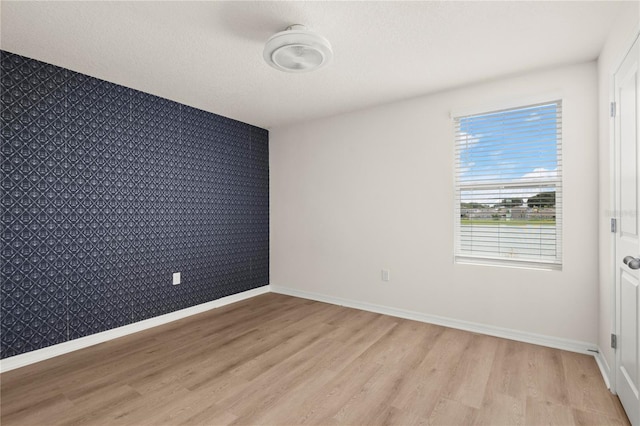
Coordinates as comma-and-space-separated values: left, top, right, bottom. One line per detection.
452, 97, 563, 271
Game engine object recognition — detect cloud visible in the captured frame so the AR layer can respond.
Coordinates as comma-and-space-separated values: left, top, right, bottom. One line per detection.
519, 167, 558, 181
457, 131, 482, 149
460, 168, 558, 205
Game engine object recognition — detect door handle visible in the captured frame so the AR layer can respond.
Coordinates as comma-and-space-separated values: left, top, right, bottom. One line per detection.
623, 256, 640, 269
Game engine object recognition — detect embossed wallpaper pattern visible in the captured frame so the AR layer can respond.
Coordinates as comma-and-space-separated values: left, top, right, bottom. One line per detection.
0, 51, 269, 359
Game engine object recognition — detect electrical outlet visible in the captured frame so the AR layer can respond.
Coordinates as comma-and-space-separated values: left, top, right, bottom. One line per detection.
172, 272, 181, 285
381, 269, 390, 282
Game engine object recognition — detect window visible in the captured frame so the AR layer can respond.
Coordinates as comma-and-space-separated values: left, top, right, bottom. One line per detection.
454, 100, 562, 269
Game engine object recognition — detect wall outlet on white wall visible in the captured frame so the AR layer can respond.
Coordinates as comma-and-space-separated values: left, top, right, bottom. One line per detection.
381, 269, 390, 282
173, 272, 181, 285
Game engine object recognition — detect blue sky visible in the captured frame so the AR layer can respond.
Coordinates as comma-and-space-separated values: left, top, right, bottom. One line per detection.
457, 102, 560, 205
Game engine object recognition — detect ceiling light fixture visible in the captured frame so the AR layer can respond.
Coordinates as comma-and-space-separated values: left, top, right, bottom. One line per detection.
263, 24, 333, 73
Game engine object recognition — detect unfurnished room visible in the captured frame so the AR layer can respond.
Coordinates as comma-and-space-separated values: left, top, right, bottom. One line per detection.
0, 1, 639, 425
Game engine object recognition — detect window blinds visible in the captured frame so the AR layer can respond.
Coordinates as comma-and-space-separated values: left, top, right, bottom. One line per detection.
454, 101, 562, 268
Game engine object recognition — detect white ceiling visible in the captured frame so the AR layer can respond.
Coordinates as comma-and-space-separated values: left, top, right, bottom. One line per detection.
1, 1, 625, 129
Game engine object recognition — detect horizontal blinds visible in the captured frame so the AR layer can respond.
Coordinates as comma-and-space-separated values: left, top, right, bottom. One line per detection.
454, 101, 562, 267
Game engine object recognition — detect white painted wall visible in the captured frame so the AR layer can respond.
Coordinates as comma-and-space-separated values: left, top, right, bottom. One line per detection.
271, 62, 599, 345
597, 2, 639, 381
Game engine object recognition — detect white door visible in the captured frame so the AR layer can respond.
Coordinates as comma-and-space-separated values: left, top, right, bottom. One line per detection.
614, 33, 640, 426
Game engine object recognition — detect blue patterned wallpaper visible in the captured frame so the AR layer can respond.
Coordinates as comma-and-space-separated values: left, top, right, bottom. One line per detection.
0, 51, 269, 359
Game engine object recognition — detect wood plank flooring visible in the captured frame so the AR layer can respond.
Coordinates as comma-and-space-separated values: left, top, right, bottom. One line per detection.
0, 293, 630, 425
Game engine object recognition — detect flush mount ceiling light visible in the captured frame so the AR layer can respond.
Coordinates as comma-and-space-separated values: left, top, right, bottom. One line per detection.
263, 24, 333, 73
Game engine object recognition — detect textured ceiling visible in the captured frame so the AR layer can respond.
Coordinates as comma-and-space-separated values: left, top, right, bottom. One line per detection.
0, 1, 625, 129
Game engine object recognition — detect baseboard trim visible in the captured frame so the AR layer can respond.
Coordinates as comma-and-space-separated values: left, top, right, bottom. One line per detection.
1, 284, 606, 379
594, 349, 612, 389
0, 285, 271, 373
270, 285, 599, 356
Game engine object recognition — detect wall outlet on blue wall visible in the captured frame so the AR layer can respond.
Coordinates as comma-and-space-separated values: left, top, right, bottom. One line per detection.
173, 272, 181, 285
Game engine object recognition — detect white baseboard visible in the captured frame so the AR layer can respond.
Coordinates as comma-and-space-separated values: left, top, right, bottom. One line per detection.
594, 349, 612, 389
0, 285, 271, 373
270, 285, 599, 356
2, 283, 610, 390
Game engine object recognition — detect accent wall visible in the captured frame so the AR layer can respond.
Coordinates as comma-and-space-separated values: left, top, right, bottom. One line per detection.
0, 51, 269, 359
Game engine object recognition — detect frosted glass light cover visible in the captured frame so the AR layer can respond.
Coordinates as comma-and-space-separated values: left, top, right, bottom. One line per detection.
272, 44, 325, 71
263, 26, 333, 73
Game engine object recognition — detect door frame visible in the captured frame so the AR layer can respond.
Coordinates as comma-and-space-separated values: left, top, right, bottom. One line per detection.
610, 28, 640, 396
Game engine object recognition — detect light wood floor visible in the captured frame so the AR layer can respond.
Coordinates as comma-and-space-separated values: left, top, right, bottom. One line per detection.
0, 293, 630, 425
